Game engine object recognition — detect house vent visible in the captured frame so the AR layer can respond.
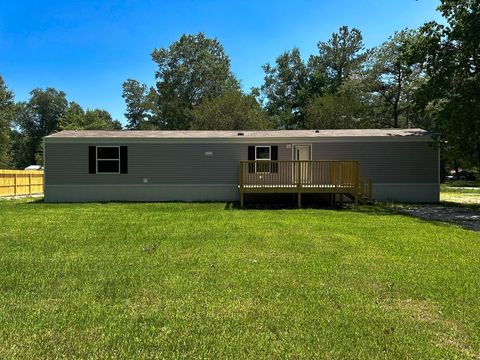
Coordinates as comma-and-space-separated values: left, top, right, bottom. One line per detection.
315, 130, 320, 133
237, 132, 244, 136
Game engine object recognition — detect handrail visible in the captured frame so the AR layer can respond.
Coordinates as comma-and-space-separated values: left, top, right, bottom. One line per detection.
239, 160, 359, 190
359, 177, 373, 202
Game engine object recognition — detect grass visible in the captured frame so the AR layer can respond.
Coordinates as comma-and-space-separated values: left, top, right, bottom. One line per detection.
441, 183, 480, 209
444, 180, 480, 188
1, 199, 480, 359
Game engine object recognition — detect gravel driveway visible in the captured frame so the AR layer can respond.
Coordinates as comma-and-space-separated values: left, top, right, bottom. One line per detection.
395, 204, 480, 232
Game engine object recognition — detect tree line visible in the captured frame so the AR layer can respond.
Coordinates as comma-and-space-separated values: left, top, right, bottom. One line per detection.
0, 0, 478, 172
0, 84, 121, 169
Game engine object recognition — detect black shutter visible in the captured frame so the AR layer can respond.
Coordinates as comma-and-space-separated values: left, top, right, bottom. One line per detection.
88, 146, 96, 174
248, 146, 255, 173
271, 146, 278, 173
120, 146, 128, 174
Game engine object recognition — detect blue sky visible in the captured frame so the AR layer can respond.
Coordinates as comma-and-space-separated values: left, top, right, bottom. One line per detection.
0, 0, 443, 125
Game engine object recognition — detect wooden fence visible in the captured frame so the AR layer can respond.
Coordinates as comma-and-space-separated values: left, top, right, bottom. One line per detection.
0, 170, 44, 197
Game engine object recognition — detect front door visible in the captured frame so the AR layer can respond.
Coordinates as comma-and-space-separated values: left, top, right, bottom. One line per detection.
293, 145, 311, 183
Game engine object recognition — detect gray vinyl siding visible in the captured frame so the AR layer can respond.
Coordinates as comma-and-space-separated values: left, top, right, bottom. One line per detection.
44, 140, 438, 186
45, 142, 292, 185
312, 141, 438, 183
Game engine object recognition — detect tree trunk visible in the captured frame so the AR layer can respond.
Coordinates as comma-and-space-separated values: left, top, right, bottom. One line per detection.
393, 109, 399, 128
406, 94, 410, 128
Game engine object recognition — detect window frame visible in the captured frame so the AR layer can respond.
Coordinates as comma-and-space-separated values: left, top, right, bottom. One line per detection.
255, 145, 271, 173
96, 146, 121, 174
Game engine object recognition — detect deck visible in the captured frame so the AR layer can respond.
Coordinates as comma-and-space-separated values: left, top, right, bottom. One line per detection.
238, 160, 371, 208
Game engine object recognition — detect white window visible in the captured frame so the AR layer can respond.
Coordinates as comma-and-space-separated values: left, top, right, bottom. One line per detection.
96, 146, 120, 174
255, 146, 271, 173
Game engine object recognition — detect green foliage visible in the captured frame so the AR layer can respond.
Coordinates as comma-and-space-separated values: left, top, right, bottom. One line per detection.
1, 201, 480, 358
83, 109, 122, 130
0, 75, 15, 168
367, 30, 425, 128
261, 27, 368, 130
58, 102, 85, 130
10, 90, 121, 168
305, 76, 378, 129
312, 26, 368, 93
60, 104, 122, 131
413, 0, 480, 167
14, 88, 68, 167
261, 48, 309, 129
190, 89, 272, 130
304, 93, 364, 129
151, 32, 239, 129
121, 79, 154, 129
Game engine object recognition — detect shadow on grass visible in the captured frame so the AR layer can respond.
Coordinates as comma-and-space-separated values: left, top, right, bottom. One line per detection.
374, 201, 480, 232
440, 201, 480, 212
225, 200, 379, 212
15, 197, 389, 214
9, 197, 476, 231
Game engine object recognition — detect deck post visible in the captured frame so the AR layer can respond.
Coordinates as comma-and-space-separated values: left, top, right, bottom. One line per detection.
297, 161, 301, 188
239, 162, 244, 208
237, 160, 367, 209
355, 161, 360, 207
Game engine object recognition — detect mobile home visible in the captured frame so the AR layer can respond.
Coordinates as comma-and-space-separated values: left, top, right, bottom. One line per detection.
43, 129, 439, 205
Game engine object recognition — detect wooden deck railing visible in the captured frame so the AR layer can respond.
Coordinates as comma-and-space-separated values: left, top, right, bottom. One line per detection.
239, 160, 360, 191
0, 170, 44, 197
359, 177, 373, 202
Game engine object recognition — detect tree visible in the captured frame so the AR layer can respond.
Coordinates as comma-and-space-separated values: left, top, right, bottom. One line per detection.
60, 102, 122, 130
0, 75, 15, 168
14, 88, 68, 167
151, 32, 239, 129
261, 48, 309, 129
83, 109, 122, 130
8, 129, 27, 169
304, 79, 369, 129
190, 89, 272, 130
413, 0, 480, 167
59, 102, 85, 130
122, 79, 155, 129
311, 26, 368, 93
367, 30, 425, 128
14, 89, 67, 167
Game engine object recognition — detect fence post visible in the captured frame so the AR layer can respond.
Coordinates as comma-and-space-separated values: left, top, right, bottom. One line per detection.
13, 173, 17, 196
29, 174, 32, 195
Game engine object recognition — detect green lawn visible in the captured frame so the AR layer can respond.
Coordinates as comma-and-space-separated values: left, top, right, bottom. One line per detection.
441, 183, 480, 208
1, 200, 480, 359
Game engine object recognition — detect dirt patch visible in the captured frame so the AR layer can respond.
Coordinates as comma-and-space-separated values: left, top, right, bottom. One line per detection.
394, 205, 480, 232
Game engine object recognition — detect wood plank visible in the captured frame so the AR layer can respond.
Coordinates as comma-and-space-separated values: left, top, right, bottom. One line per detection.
0, 170, 44, 197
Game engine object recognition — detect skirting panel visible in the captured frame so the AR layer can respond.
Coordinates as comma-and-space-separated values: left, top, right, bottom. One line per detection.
45, 183, 439, 203
372, 183, 439, 203
44, 184, 239, 203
